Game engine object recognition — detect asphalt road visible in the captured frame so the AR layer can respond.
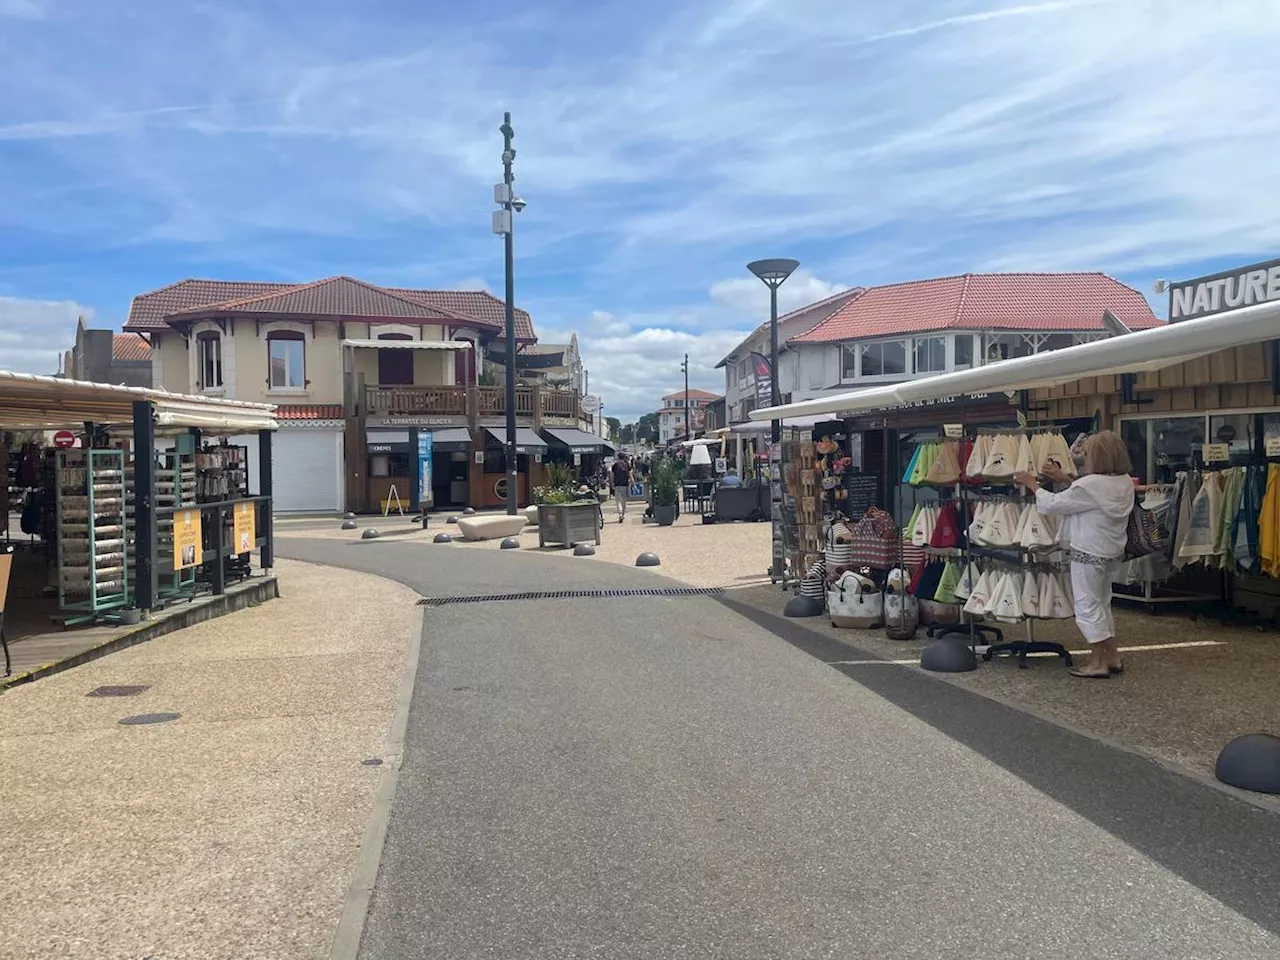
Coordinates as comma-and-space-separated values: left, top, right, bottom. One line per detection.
278, 537, 1280, 959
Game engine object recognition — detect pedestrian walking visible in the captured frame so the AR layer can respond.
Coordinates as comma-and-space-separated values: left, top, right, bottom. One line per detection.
611, 454, 633, 523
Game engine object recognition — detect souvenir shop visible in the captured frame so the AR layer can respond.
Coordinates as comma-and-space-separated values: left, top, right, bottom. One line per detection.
752, 294, 1280, 662
1, 372, 277, 669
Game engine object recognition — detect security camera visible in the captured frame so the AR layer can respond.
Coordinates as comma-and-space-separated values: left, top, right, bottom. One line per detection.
512, 196, 527, 213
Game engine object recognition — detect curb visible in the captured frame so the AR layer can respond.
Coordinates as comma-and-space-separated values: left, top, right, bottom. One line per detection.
328, 607, 425, 960
0, 576, 280, 690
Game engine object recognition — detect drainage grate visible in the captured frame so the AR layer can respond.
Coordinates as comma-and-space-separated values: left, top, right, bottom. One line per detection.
88, 685, 151, 698
118, 712, 181, 726
417, 587, 725, 607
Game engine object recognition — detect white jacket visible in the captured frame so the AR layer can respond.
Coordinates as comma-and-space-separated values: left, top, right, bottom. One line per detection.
1035, 474, 1134, 559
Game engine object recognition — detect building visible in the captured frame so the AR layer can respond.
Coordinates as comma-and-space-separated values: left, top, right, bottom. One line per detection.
61, 317, 152, 387
124, 275, 602, 513
658, 388, 722, 444
717, 288, 863, 425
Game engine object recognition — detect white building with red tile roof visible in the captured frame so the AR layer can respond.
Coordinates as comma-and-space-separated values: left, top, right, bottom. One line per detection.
657, 388, 723, 444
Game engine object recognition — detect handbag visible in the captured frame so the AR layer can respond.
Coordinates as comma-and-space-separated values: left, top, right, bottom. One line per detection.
1124, 497, 1167, 560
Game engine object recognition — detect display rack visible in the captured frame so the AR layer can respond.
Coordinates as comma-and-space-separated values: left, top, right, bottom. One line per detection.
196, 444, 249, 502
157, 449, 198, 597
56, 449, 129, 624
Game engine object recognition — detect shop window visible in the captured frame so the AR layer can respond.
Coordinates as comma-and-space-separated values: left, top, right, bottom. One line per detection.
1120, 420, 1149, 483
1209, 414, 1257, 467
913, 337, 946, 374
371, 454, 391, 477
267, 331, 306, 389
954, 335, 974, 370
841, 344, 858, 380
860, 340, 906, 377
197, 331, 222, 389
1147, 417, 1203, 483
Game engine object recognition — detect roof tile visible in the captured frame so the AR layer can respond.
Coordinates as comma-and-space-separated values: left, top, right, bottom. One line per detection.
274, 404, 344, 420
791, 273, 1161, 344
111, 333, 151, 362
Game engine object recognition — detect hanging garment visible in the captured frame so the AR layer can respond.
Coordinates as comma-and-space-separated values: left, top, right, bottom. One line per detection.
1013, 434, 1035, 475
1021, 569, 1042, 618
909, 443, 937, 487
1179, 472, 1224, 563
934, 559, 964, 604
1171, 471, 1200, 569
1030, 433, 1049, 471
1018, 503, 1060, 551
925, 440, 962, 486
982, 434, 1019, 479
1232, 466, 1267, 574
954, 561, 980, 600
966, 435, 992, 481
911, 560, 946, 601
986, 570, 1026, 623
1038, 570, 1075, 619
980, 501, 1021, 548
903, 503, 923, 543
968, 500, 992, 545
1261, 465, 1280, 578
962, 568, 993, 616
911, 505, 939, 547
928, 501, 963, 549
1212, 467, 1245, 568
902, 444, 923, 485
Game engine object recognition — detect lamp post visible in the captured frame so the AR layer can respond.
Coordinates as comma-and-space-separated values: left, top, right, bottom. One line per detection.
680, 353, 690, 442
493, 112, 526, 516
746, 258, 800, 443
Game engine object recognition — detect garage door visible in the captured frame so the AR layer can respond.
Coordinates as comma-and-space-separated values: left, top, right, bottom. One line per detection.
271, 429, 343, 513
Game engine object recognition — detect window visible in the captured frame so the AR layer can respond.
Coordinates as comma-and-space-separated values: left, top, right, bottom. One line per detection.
267, 331, 306, 389
841, 344, 858, 380
859, 340, 906, 377
954, 335, 974, 370
197, 331, 222, 389
913, 337, 946, 374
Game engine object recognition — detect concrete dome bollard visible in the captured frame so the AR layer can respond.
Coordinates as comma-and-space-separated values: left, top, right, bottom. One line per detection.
920, 638, 977, 673
635, 552, 661, 567
573, 543, 596, 557
343, 512, 357, 520
433, 533, 453, 543
447, 516, 459, 524
783, 595, 824, 618
361, 528, 382, 540
1215, 734, 1280, 794
463, 506, 477, 515
341, 519, 358, 530
500, 537, 521, 549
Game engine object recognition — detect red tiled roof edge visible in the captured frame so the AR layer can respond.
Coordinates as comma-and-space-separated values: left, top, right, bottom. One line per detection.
274, 404, 345, 420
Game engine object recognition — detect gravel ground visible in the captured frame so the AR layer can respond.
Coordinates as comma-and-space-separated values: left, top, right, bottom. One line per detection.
0, 558, 419, 960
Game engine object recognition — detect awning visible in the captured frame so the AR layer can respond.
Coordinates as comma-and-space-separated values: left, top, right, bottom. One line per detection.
749, 300, 1280, 421
542, 427, 608, 453
484, 426, 547, 453
729, 414, 840, 433
0, 370, 277, 433
426, 427, 473, 451
342, 339, 472, 351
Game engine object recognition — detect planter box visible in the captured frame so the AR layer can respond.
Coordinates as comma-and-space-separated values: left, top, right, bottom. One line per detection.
537, 502, 602, 548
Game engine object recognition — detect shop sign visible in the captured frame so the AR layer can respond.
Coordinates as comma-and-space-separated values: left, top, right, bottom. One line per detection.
755, 375, 772, 407
368, 444, 395, 453
1266, 437, 1280, 457
233, 502, 256, 554
367, 415, 466, 427
541, 416, 578, 428
174, 509, 203, 571
714, 457, 727, 474
1168, 257, 1280, 322
573, 453, 582, 466
418, 432, 434, 506
1202, 442, 1230, 463
53, 430, 76, 449
943, 423, 964, 439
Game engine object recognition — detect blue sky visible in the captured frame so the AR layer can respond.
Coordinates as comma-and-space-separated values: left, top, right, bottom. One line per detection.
2, 0, 1279, 422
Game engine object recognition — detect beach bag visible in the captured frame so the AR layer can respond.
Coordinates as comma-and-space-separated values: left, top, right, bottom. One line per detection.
920, 599, 961, 624
884, 591, 920, 638
825, 520, 854, 567
848, 509, 897, 570
829, 572, 884, 628
1124, 497, 1167, 561
800, 564, 827, 600
885, 566, 911, 595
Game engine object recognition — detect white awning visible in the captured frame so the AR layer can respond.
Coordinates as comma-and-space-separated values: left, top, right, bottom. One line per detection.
342, 339, 473, 351
749, 300, 1280, 421
0, 370, 277, 433
730, 414, 840, 433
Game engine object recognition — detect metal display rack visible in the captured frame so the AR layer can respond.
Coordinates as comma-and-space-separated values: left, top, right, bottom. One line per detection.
157, 449, 198, 598
55, 449, 129, 624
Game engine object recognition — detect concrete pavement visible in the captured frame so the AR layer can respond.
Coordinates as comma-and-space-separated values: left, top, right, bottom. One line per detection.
276, 537, 1280, 960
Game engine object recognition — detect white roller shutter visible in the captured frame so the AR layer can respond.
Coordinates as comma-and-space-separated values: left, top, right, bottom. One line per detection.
271, 428, 343, 513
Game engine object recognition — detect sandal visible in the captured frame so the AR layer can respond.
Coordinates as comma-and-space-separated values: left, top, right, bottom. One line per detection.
1069, 665, 1111, 679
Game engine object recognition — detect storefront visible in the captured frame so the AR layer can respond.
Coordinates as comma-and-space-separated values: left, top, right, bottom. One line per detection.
357, 415, 473, 513
540, 427, 614, 483
475, 427, 547, 509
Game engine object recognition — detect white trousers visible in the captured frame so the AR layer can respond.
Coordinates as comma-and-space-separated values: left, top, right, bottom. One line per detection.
1069, 560, 1117, 644
614, 485, 630, 517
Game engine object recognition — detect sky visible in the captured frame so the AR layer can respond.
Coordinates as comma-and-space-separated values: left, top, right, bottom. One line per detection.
2, 0, 1279, 423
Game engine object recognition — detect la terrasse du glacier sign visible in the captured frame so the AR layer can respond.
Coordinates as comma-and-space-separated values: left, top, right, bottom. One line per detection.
1168, 257, 1280, 322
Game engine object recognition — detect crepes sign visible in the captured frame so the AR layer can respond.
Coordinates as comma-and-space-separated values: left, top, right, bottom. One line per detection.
1168, 257, 1280, 322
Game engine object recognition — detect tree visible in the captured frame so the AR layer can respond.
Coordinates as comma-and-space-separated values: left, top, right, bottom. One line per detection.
605, 416, 621, 441
636, 412, 660, 445
619, 423, 636, 444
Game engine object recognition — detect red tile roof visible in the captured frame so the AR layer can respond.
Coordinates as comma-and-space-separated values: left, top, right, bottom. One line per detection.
111, 333, 151, 362
791, 273, 1161, 344
274, 404, 344, 420
662, 388, 722, 402
125, 277, 537, 341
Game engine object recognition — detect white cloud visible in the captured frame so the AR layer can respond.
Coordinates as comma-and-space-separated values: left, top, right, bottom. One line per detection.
708, 270, 850, 321
0, 295, 94, 375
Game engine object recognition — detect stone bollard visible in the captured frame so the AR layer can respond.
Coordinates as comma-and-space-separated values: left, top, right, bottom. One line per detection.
341, 520, 358, 530
920, 638, 977, 673
433, 533, 452, 543
361, 528, 381, 540
574, 544, 596, 557
501, 538, 521, 549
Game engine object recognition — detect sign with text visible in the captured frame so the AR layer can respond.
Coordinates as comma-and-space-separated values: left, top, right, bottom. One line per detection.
417, 432, 434, 506
1266, 437, 1280, 458
1202, 442, 1230, 463
943, 423, 964, 439
233, 502, 256, 554
1168, 257, 1280, 322
173, 509, 203, 571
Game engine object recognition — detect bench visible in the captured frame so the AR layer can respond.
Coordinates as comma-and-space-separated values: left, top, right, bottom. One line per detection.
524, 505, 540, 525
456, 515, 528, 541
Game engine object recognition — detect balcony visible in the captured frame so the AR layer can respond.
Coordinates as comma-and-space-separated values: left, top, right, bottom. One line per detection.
360, 383, 590, 425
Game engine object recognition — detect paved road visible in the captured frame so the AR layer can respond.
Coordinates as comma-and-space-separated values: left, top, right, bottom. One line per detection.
279, 537, 1280, 959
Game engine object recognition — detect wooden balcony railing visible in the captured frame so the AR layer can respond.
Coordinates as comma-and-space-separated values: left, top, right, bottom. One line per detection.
541, 390, 579, 417
365, 385, 467, 417
475, 386, 535, 417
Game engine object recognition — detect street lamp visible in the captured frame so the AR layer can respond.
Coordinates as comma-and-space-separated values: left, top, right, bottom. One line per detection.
680, 353, 690, 442
492, 112, 526, 516
747, 258, 799, 444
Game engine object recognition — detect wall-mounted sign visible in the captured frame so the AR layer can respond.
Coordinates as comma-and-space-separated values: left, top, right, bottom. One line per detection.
418, 432, 434, 506
943, 423, 964, 439
1202, 442, 1230, 463
367, 415, 467, 427
174, 509, 203, 571
541, 416, 580, 428
573, 453, 582, 466
368, 444, 394, 453
474, 450, 485, 464
1168, 257, 1280, 322
233, 502, 256, 554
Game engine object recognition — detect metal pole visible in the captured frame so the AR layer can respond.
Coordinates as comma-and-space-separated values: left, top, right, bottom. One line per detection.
131, 400, 157, 613
770, 283, 780, 445
683, 353, 690, 442
501, 112, 518, 515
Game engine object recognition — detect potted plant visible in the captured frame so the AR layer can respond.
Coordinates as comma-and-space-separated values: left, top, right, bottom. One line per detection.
535, 462, 602, 547
650, 459, 680, 526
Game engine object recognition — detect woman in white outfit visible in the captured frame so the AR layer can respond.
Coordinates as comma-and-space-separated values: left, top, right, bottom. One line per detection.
1014, 431, 1135, 679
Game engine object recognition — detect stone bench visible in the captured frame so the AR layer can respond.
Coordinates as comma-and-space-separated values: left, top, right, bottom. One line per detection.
524, 506, 540, 526
456, 515, 528, 541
